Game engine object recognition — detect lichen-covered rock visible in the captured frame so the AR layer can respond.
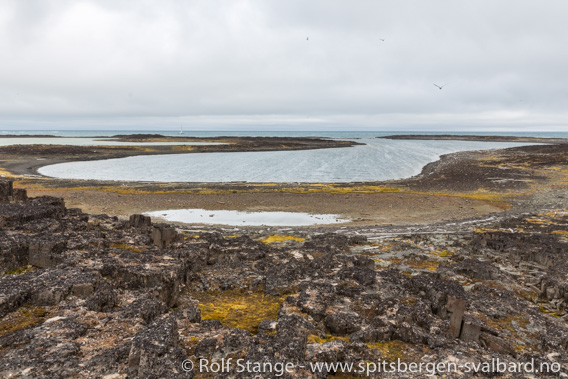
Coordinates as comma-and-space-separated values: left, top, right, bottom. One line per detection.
324, 311, 363, 335
127, 314, 189, 378
0, 180, 568, 377
85, 279, 118, 312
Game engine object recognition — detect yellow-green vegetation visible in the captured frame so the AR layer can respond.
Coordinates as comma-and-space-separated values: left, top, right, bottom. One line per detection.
172, 146, 195, 151
0, 306, 48, 337
404, 259, 439, 272
193, 290, 285, 333
260, 235, 306, 244
365, 340, 413, 362
524, 210, 568, 232
480, 313, 539, 352
102, 182, 507, 201
552, 230, 568, 242
280, 184, 402, 195
477, 157, 529, 171
538, 305, 562, 318
250, 183, 279, 187
430, 249, 454, 258
418, 190, 512, 203
186, 336, 202, 344
307, 334, 350, 344
4, 265, 34, 275
0, 168, 22, 178
525, 215, 559, 226
400, 297, 418, 306
13, 173, 524, 210
515, 288, 538, 303
16, 184, 105, 192
357, 242, 393, 253
475, 228, 514, 234
101, 183, 405, 196
109, 243, 145, 253
484, 314, 528, 331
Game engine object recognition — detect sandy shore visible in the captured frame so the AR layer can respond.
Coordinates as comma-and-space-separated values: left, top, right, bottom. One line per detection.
27, 188, 506, 227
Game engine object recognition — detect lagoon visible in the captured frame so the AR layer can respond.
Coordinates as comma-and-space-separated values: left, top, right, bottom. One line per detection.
38, 139, 532, 183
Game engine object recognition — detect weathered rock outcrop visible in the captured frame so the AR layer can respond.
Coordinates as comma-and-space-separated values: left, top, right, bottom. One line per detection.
1, 180, 567, 377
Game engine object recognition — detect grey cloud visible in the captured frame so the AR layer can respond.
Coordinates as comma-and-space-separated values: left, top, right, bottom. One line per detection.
1, 0, 567, 130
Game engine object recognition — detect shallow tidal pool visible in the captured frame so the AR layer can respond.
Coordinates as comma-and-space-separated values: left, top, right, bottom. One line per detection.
145, 208, 349, 226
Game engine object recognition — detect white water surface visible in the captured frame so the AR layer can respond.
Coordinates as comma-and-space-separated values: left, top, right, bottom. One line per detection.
39, 139, 532, 183
0, 137, 225, 146
146, 209, 348, 226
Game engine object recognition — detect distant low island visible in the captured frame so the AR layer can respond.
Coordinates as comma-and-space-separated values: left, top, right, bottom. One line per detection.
380, 134, 568, 144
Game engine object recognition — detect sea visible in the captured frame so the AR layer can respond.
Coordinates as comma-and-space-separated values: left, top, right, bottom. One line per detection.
2, 129, 566, 183
2, 129, 568, 139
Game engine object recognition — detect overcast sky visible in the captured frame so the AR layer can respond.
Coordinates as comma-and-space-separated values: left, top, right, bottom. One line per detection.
1, 0, 568, 131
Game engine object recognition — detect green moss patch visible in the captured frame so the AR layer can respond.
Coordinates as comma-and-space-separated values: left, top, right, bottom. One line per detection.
4, 265, 34, 275
193, 290, 285, 333
0, 306, 48, 337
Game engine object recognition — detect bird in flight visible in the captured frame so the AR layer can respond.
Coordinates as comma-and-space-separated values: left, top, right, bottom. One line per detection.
379, 38, 385, 42
433, 83, 448, 90
306, 37, 309, 41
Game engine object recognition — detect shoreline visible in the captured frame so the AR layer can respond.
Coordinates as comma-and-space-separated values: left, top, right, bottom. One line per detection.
0, 135, 359, 177
2, 135, 568, 376
0, 135, 565, 228
4, 133, 566, 179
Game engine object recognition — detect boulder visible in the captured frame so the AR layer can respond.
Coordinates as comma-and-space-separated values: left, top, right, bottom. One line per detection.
151, 224, 177, 248
28, 240, 67, 269
324, 311, 363, 335
129, 214, 152, 228
0, 180, 13, 200
445, 295, 466, 339
12, 189, 27, 202
127, 314, 189, 378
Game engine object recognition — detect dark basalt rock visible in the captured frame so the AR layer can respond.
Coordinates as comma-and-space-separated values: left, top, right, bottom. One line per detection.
176, 305, 201, 324
1, 179, 568, 377
337, 266, 377, 287
303, 232, 350, 251
297, 282, 336, 321
0, 196, 66, 227
151, 224, 178, 248
122, 294, 168, 324
129, 214, 152, 228
127, 314, 189, 378
85, 279, 118, 312
439, 258, 503, 280
0, 179, 14, 200
265, 258, 306, 295
324, 311, 363, 335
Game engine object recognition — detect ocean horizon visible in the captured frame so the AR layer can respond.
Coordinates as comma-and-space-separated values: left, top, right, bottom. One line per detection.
2, 129, 568, 139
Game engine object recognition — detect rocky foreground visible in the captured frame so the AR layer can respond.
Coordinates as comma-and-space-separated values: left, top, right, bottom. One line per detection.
1, 179, 568, 378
